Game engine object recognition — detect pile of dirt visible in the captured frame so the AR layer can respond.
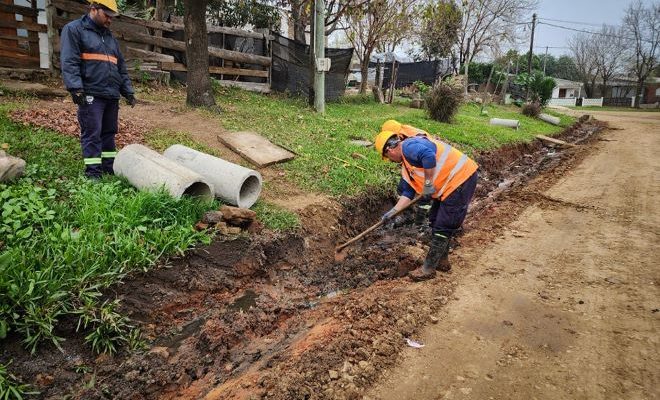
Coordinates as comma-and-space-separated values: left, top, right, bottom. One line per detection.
0, 118, 606, 400
9, 101, 147, 147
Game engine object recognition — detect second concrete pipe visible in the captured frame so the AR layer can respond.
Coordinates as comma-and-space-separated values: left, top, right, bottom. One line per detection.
164, 144, 262, 208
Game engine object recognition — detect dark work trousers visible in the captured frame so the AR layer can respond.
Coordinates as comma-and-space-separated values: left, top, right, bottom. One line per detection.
429, 170, 478, 237
77, 97, 119, 178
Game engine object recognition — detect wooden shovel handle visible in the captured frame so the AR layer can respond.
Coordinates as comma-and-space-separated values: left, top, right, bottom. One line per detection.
335, 196, 422, 252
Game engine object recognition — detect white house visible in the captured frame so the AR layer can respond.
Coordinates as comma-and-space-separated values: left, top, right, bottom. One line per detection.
551, 78, 583, 99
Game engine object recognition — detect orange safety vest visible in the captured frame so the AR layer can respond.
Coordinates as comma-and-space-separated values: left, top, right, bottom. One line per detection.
398, 124, 429, 139
401, 137, 478, 201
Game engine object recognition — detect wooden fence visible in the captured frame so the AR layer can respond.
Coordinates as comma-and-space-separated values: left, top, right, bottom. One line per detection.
1, 0, 271, 89
0, 1, 44, 69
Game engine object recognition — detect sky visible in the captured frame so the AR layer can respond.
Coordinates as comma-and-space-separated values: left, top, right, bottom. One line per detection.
531, 0, 654, 57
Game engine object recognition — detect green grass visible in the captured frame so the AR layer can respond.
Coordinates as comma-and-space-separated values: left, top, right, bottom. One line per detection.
0, 102, 214, 357
211, 87, 574, 196
568, 105, 659, 112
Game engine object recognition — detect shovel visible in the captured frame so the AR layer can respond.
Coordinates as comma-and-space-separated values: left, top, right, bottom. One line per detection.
334, 196, 422, 262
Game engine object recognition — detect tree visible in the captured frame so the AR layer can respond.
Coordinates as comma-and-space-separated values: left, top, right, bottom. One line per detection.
455, 0, 537, 72
569, 33, 600, 97
410, 0, 461, 61
593, 25, 626, 97
206, 0, 281, 30
343, 0, 416, 94
282, 0, 367, 44
623, 0, 660, 106
550, 55, 580, 81
184, 0, 216, 107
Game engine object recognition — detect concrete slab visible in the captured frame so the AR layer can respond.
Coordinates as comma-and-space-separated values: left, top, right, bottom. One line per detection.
0, 80, 67, 97
218, 131, 295, 167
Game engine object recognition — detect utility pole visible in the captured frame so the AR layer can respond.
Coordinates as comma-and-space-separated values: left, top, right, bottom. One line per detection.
526, 13, 537, 100
543, 46, 548, 75
464, 36, 471, 95
313, 0, 326, 113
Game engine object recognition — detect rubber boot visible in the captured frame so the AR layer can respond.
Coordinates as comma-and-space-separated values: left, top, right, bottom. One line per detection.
409, 233, 449, 281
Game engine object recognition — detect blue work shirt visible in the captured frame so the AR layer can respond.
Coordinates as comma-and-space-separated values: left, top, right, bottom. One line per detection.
399, 137, 437, 199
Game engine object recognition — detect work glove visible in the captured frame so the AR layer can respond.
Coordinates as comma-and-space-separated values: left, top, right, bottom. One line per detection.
71, 91, 85, 106
126, 94, 137, 108
421, 180, 435, 202
381, 207, 397, 222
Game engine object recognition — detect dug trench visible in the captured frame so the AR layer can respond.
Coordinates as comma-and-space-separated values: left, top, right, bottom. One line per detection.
1, 117, 606, 400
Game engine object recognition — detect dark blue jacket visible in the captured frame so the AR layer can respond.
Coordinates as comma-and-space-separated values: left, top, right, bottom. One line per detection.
60, 14, 133, 100
399, 137, 438, 200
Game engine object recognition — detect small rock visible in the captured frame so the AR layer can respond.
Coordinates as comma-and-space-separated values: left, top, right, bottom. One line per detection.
148, 346, 170, 359
349, 139, 372, 147
429, 316, 439, 324
456, 375, 465, 381
351, 152, 367, 160
358, 361, 370, 370
502, 320, 514, 326
460, 387, 472, 395
227, 226, 242, 235
328, 370, 339, 380
247, 220, 265, 234
202, 211, 223, 225
220, 205, 257, 226
485, 373, 494, 381
194, 221, 209, 231
0, 150, 26, 182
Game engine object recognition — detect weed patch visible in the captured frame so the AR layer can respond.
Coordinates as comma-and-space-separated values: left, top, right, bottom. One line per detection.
0, 104, 213, 356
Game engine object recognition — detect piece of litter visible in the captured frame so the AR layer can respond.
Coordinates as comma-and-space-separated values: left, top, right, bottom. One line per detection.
405, 338, 425, 348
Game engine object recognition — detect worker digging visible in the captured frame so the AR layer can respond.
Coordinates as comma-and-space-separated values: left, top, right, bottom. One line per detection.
375, 119, 479, 281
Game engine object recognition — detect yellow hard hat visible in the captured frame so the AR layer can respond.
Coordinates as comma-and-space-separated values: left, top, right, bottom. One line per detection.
88, 0, 119, 14
374, 130, 399, 160
381, 119, 401, 133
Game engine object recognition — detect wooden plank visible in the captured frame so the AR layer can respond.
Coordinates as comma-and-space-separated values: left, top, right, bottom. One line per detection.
0, 19, 46, 32
0, 43, 30, 54
213, 80, 271, 94
535, 135, 576, 148
0, 3, 39, 18
51, 0, 271, 39
116, 30, 271, 67
218, 131, 293, 167
159, 62, 268, 78
0, 33, 39, 43
126, 46, 174, 63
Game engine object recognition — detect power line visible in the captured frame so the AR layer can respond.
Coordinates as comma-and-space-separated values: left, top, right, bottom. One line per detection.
537, 17, 603, 27
537, 21, 654, 44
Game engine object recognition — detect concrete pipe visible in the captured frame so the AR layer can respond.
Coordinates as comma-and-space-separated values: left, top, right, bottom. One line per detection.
538, 113, 561, 126
163, 144, 262, 209
490, 118, 520, 129
114, 144, 214, 201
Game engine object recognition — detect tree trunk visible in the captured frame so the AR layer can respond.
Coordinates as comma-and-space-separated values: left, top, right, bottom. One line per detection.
359, 61, 369, 94
184, 0, 215, 107
635, 79, 644, 108
291, 2, 307, 44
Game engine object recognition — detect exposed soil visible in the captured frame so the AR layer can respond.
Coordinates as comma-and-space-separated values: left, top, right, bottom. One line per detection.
0, 113, 606, 399
367, 111, 660, 400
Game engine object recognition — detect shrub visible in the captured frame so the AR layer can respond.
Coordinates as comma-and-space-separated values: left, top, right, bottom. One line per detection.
522, 102, 541, 117
425, 78, 464, 123
413, 80, 430, 96
515, 72, 556, 106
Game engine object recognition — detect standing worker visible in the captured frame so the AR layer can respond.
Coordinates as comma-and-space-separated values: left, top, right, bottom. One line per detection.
60, 0, 136, 179
375, 130, 478, 281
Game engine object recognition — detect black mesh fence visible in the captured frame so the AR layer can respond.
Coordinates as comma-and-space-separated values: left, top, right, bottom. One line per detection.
370, 60, 451, 89
603, 97, 633, 107
270, 32, 353, 100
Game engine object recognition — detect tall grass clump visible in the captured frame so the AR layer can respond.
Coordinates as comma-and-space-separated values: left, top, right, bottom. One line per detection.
425, 78, 464, 123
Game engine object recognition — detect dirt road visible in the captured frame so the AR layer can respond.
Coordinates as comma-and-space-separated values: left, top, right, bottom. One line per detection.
367, 112, 660, 400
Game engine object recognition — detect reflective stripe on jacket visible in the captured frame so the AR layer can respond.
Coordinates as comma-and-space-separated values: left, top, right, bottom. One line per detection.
60, 14, 133, 99
401, 137, 478, 201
